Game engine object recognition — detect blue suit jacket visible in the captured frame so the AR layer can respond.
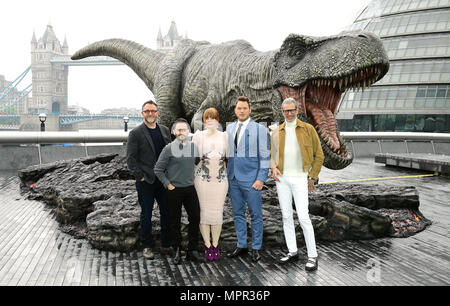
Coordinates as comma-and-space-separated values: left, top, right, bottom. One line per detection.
226, 119, 270, 183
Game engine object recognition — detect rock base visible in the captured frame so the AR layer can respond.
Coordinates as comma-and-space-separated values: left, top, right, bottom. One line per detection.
18, 153, 432, 252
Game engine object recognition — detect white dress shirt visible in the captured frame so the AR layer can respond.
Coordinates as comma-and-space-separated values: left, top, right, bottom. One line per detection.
234, 117, 251, 146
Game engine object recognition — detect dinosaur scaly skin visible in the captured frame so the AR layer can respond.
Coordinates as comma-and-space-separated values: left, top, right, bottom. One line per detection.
72, 31, 389, 170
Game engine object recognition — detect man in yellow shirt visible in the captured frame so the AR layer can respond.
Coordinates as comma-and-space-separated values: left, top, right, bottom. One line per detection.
270, 98, 324, 271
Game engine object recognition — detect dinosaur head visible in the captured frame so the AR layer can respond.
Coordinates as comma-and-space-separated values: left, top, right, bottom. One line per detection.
273, 31, 389, 170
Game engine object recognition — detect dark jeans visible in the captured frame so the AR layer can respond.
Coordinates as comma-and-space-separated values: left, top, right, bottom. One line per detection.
135, 179, 171, 249
166, 185, 200, 251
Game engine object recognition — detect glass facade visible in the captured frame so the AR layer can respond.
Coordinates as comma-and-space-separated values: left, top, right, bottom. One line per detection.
339, 114, 450, 133
383, 34, 450, 60
340, 85, 450, 111
349, 10, 450, 37
377, 60, 450, 85
356, 0, 450, 21
338, 0, 450, 133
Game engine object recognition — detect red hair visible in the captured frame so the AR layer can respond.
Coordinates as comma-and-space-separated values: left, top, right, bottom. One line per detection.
203, 108, 220, 123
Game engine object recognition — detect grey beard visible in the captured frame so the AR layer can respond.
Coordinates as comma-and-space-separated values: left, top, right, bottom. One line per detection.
145, 117, 157, 125
176, 135, 187, 142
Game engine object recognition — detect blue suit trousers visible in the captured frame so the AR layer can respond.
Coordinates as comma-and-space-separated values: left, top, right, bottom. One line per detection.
228, 177, 263, 250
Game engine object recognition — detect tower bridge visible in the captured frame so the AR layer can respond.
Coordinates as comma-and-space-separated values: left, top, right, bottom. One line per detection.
1, 21, 184, 121
0, 23, 161, 131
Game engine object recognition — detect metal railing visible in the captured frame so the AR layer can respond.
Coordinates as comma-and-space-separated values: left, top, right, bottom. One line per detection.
0, 130, 129, 144
339, 132, 450, 156
0, 131, 449, 164
0, 131, 129, 165
1, 131, 449, 144
338, 132, 450, 142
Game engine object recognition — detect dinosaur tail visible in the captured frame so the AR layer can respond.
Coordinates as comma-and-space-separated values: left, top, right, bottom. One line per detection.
71, 39, 165, 92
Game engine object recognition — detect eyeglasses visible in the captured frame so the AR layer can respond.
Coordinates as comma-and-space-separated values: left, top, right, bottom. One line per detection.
282, 108, 297, 114
142, 110, 158, 114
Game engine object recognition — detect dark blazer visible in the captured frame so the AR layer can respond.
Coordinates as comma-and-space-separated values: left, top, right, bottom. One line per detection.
126, 122, 171, 183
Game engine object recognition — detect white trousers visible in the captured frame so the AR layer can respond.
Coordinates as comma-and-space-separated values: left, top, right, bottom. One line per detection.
275, 175, 318, 258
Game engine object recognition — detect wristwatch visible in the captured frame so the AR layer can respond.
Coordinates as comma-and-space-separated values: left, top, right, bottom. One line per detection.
308, 176, 318, 184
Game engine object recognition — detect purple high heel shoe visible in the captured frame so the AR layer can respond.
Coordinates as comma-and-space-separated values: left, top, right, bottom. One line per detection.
204, 245, 214, 261
212, 245, 221, 261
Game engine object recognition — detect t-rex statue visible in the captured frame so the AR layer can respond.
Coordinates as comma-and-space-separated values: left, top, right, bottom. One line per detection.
72, 31, 389, 170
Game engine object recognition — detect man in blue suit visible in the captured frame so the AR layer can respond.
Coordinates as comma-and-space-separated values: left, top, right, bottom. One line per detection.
226, 96, 270, 262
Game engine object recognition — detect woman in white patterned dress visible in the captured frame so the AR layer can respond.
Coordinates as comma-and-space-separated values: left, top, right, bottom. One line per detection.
192, 108, 229, 261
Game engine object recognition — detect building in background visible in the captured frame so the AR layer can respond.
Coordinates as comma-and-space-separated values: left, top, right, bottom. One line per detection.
66, 104, 90, 115
100, 107, 140, 116
30, 23, 69, 115
338, 0, 450, 133
157, 21, 186, 51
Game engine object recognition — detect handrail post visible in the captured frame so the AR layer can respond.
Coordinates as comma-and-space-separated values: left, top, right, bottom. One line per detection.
351, 140, 356, 158
38, 144, 42, 164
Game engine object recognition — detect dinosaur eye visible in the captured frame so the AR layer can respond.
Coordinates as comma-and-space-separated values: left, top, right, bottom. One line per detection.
295, 50, 302, 57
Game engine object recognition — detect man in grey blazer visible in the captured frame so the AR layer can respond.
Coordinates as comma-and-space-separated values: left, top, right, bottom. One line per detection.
127, 100, 172, 259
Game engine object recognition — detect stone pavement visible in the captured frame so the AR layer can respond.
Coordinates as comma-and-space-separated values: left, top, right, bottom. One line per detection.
0, 158, 449, 286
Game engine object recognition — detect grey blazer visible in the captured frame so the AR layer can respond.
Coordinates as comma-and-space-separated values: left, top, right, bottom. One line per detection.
126, 123, 171, 183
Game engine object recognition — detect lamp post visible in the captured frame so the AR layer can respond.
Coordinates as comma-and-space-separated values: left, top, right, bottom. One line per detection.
39, 113, 47, 132
123, 116, 129, 132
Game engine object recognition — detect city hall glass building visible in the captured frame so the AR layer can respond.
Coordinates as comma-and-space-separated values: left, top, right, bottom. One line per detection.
337, 0, 450, 132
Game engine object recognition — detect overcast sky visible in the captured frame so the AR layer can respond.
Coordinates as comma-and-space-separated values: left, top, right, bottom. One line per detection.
0, 0, 372, 113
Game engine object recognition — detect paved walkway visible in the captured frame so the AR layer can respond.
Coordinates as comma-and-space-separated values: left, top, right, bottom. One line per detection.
0, 158, 449, 286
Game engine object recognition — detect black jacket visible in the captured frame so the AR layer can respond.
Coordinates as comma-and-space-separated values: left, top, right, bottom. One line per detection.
126, 123, 171, 183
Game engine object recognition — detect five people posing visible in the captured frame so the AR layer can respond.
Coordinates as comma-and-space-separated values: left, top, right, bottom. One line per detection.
126, 96, 324, 271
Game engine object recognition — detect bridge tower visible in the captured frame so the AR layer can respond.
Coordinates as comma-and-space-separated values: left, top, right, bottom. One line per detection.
156, 21, 185, 52
30, 23, 68, 115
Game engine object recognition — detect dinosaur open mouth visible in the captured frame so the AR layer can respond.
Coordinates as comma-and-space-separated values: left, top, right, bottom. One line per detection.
277, 65, 385, 169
